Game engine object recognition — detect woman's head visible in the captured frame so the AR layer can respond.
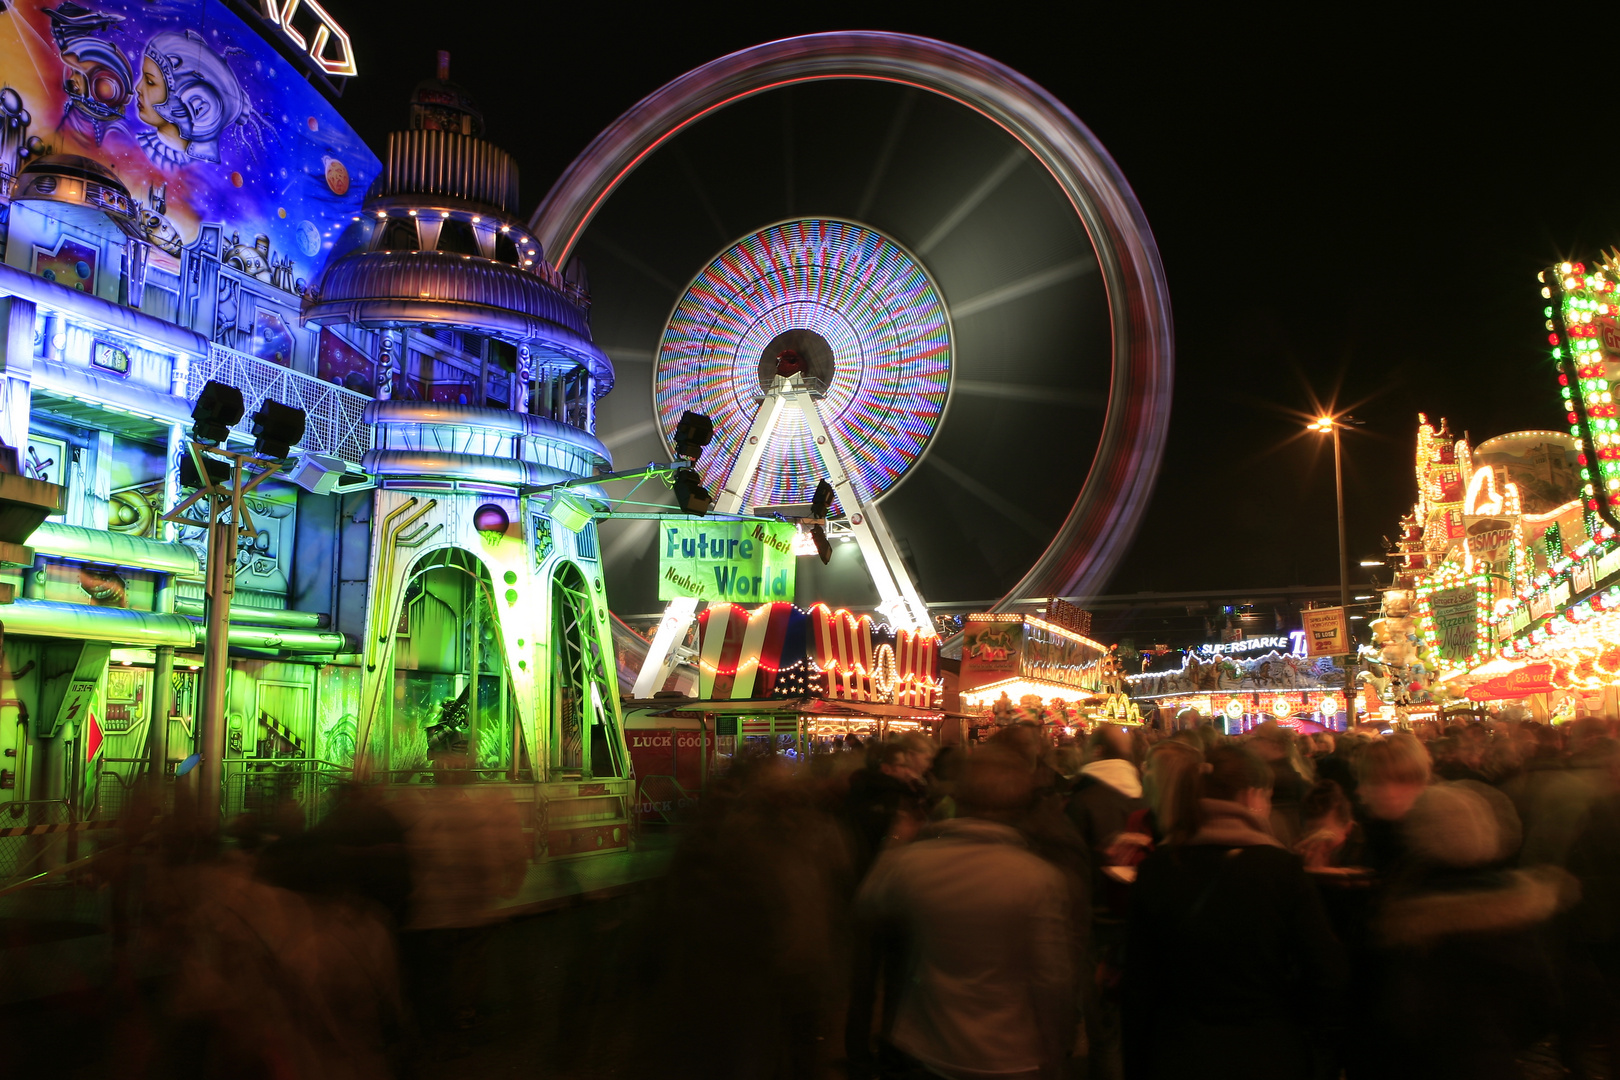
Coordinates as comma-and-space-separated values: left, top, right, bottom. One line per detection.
1144, 741, 1203, 835
1166, 744, 1271, 842
1357, 733, 1431, 820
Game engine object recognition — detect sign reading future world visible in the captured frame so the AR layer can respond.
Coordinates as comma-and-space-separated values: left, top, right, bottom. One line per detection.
658, 521, 796, 603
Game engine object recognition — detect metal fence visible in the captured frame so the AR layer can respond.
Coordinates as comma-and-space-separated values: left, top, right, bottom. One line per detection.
0, 799, 74, 885
222, 758, 353, 827
191, 343, 373, 464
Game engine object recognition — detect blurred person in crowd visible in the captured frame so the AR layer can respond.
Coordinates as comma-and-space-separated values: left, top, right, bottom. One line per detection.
1564, 739, 1620, 1078
599, 752, 853, 1080
1053, 739, 1084, 783
1296, 779, 1361, 872
992, 721, 1062, 796
1356, 732, 1431, 875
1124, 744, 1345, 1080
845, 738, 928, 880
1067, 725, 1147, 1080
1249, 723, 1313, 848
857, 745, 1075, 1080
1312, 732, 1361, 807
1505, 717, 1614, 868
1068, 725, 1147, 874
1141, 739, 1203, 844
1375, 782, 1570, 1080
927, 744, 965, 820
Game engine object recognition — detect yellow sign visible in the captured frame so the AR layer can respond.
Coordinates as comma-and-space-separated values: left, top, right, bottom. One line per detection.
1302, 606, 1350, 658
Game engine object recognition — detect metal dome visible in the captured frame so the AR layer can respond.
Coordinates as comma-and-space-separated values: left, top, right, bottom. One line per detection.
306, 249, 612, 384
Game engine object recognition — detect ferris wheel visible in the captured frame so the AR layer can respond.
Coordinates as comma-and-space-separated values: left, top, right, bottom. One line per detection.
530, 33, 1174, 691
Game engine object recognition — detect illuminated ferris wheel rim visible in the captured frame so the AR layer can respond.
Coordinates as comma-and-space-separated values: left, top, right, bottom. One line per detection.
654, 218, 955, 508
532, 30, 1174, 604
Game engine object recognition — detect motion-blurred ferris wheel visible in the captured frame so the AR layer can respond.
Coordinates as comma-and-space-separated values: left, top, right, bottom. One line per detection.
530, 32, 1174, 688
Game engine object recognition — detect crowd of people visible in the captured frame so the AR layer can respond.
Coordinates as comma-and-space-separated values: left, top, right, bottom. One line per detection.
9, 716, 1620, 1080
600, 716, 1620, 1080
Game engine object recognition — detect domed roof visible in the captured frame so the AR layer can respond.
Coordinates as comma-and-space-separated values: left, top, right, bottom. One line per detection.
306, 249, 610, 383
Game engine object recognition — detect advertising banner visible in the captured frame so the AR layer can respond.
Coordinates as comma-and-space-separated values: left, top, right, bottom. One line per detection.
960, 619, 1024, 692
658, 521, 795, 603
1430, 584, 1480, 665
1467, 663, 1556, 701
1302, 607, 1350, 658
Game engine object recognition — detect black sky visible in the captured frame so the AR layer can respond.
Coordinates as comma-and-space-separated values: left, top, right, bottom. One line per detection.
318, 3, 1615, 599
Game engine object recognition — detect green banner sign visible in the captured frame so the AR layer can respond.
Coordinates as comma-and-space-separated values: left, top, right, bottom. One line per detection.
658, 521, 796, 603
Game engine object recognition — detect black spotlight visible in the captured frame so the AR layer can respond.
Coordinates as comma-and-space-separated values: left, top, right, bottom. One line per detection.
249, 399, 307, 459
190, 380, 245, 444
673, 468, 712, 516
179, 454, 231, 491
810, 479, 835, 520
809, 524, 832, 565
808, 479, 835, 563
672, 411, 714, 460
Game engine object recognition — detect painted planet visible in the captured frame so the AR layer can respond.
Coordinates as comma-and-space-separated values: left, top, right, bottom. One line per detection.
322, 155, 349, 196
306, 116, 319, 131
474, 503, 510, 536
295, 219, 321, 257
277, 207, 287, 219
230, 171, 243, 187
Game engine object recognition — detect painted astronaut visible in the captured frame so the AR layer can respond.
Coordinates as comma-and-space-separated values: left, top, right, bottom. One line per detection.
135, 29, 261, 168
46, 2, 132, 147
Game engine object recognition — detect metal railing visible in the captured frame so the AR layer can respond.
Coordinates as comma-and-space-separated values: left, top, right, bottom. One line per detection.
221, 757, 353, 827
0, 799, 74, 885
191, 343, 373, 464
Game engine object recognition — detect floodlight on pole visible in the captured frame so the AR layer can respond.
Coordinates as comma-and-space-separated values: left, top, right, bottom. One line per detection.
249, 399, 308, 459
190, 380, 245, 444
163, 385, 298, 829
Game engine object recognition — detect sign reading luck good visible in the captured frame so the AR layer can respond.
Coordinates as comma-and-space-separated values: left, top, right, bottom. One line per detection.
658, 521, 796, 603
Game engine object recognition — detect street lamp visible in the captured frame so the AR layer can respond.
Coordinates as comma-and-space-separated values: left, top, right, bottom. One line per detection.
1310, 413, 1362, 729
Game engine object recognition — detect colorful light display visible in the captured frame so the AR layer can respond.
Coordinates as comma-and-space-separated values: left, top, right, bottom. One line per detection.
1545, 259, 1620, 527
695, 601, 941, 705
655, 219, 951, 509
1414, 562, 1492, 673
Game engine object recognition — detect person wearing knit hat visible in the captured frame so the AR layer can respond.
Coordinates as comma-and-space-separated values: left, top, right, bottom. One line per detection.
1374, 782, 1575, 1080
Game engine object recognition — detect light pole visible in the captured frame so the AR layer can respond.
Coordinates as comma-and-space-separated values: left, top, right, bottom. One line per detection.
1309, 414, 1360, 730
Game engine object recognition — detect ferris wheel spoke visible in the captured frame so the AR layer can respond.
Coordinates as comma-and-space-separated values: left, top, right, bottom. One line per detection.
917, 147, 1025, 256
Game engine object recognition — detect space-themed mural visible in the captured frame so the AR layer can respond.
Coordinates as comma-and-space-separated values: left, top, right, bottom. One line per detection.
0, 0, 377, 367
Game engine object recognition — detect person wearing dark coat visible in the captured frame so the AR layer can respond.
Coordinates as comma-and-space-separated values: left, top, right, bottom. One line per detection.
1124, 744, 1345, 1080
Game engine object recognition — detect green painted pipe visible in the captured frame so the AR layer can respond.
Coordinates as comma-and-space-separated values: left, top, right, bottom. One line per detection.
173, 598, 330, 628
28, 521, 199, 576
189, 620, 350, 653
0, 598, 195, 646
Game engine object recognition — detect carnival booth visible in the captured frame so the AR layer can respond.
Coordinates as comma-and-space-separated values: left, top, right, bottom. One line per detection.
1127, 635, 1351, 734
958, 609, 1111, 740
1376, 373, 1620, 723
622, 702, 716, 824
617, 602, 945, 817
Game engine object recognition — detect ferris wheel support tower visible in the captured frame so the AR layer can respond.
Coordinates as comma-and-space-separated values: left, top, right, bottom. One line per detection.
631, 371, 930, 698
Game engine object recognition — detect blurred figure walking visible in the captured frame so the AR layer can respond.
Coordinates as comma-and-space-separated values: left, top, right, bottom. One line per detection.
1124, 744, 1345, 1080
858, 746, 1075, 1080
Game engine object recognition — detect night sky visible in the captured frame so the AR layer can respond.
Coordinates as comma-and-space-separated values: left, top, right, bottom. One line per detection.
322, 4, 1612, 600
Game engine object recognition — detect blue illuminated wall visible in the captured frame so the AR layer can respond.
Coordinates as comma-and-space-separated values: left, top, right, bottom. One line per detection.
0, 0, 378, 369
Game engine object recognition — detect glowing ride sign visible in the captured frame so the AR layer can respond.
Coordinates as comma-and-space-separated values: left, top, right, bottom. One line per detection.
253, 0, 357, 77
658, 521, 796, 603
